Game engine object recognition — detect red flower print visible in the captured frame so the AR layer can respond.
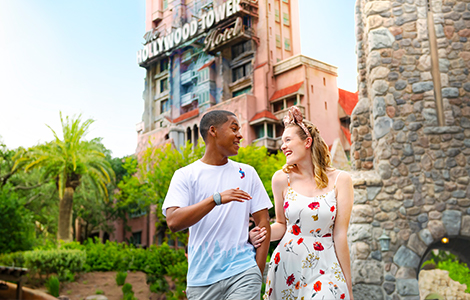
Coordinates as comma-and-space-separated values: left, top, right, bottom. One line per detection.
292, 224, 301, 235
268, 288, 273, 296
340, 294, 345, 299
308, 202, 320, 210
313, 281, 322, 292
286, 274, 295, 286
330, 205, 335, 212
314, 241, 324, 251
284, 201, 289, 210
274, 252, 280, 264
319, 269, 325, 275
297, 238, 304, 245
323, 233, 331, 238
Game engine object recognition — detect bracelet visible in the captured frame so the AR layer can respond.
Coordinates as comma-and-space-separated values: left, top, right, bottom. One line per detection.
213, 192, 222, 206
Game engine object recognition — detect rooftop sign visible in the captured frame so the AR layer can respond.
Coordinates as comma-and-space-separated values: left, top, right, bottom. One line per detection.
137, 0, 242, 65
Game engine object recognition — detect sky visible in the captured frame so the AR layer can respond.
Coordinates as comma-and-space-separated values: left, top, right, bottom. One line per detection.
0, 0, 356, 158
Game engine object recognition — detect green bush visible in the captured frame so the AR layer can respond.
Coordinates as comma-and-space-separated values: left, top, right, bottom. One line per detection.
122, 283, 137, 300
437, 259, 470, 293
45, 275, 60, 297
0, 251, 26, 267
116, 271, 127, 286
95, 289, 104, 295
0, 188, 36, 253
24, 249, 86, 280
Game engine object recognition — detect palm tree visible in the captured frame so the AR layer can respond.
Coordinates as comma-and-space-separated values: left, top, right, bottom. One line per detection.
15, 113, 115, 242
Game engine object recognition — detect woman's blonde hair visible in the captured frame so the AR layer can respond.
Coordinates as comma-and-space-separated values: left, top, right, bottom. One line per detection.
282, 119, 332, 189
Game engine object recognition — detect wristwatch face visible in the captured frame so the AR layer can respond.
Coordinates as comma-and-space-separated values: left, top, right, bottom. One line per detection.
214, 192, 221, 205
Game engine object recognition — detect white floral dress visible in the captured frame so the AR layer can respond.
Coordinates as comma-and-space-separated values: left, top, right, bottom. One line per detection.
264, 172, 349, 300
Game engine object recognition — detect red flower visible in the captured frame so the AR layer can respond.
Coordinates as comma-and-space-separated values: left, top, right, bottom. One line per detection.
330, 205, 335, 212
297, 238, 304, 245
308, 202, 320, 210
319, 269, 325, 275
274, 252, 280, 264
340, 294, 345, 299
286, 274, 295, 286
284, 201, 289, 210
292, 224, 301, 235
313, 281, 322, 292
314, 241, 324, 251
268, 288, 273, 296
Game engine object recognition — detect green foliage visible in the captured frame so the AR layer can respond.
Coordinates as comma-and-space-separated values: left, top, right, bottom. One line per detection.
122, 283, 137, 300
14, 113, 115, 241
0, 187, 36, 253
22, 249, 86, 280
424, 250, 470, 293
45, 275, 60, 297
116, 271, 128, 286
149, 278, 169, 294
95, 289, 104, 295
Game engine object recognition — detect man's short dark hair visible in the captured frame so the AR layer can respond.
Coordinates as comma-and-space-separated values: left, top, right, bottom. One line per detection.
200, 110, 236, 141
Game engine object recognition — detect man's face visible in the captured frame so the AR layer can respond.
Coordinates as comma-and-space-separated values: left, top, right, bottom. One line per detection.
215, 115, 243, 157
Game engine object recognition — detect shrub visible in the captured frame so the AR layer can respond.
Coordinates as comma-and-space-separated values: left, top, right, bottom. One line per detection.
116, 271, 127, 286
122, 283, 137, 300
95, 289, 104, 295
0, 188, 36, 253
45, 276, 60, 297
24, 249, 86, 280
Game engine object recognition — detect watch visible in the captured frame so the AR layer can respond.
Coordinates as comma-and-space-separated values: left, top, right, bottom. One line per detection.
213, 192, 222, 206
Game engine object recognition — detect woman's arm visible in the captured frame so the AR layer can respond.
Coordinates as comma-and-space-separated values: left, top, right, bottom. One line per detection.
333, 172, 354, 299
270, 170, 288, 241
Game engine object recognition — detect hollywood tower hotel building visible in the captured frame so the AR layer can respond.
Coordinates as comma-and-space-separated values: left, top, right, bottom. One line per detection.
135, 0, 353, 154
120, 0, 356, 247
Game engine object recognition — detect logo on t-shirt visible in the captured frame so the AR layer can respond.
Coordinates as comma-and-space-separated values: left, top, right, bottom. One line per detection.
239, 167, 245, 179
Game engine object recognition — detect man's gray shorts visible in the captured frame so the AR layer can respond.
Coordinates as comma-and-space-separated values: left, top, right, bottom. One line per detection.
186, 265, 263, 300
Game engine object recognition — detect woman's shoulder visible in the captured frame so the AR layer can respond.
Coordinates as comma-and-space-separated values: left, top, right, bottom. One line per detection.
332, 169, 352, 186
272, 169, 288, 184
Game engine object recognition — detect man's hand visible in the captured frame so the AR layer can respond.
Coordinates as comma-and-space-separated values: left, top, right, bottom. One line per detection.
220, 188, 252, 204
249, 226, 267, 248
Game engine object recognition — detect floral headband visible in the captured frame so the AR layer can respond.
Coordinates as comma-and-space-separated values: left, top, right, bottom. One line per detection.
283, 106, 312, 139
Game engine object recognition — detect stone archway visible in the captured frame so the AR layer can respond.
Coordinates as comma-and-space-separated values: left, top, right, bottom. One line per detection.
351, 0, 470, 298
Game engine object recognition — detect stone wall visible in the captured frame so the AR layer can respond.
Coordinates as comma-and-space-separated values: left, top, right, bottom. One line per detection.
351, 0, 470, 298
419, 269, 470, 299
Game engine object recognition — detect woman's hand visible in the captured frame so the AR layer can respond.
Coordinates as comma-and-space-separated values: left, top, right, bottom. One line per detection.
249, 226, 267, 248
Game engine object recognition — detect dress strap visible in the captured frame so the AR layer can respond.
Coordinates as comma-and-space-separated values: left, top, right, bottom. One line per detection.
286, 173, 291, 187
334, 170, 344, 186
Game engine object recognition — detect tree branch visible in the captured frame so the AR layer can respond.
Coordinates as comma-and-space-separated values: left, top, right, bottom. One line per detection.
13, 182, 45, 191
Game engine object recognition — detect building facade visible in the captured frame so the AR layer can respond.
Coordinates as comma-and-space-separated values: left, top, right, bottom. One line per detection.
109, 0, 356, 248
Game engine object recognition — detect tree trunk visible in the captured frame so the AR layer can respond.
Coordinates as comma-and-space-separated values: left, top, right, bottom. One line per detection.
58, 187, 74, 242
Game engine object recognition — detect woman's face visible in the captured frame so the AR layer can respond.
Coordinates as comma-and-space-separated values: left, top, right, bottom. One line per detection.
281, 126, 310, 165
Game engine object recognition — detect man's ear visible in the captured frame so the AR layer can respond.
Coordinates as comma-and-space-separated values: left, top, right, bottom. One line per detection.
208, 125, 217, 138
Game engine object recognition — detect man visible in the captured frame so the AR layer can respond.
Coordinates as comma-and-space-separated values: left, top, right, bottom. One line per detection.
163, 110, 272, 300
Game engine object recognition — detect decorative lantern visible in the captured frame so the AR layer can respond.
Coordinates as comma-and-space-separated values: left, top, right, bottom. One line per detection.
378, 229, 391, 252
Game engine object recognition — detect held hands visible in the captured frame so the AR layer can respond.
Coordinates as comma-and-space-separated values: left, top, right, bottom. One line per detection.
219, 187, 252, 204
249, 226, 267, 248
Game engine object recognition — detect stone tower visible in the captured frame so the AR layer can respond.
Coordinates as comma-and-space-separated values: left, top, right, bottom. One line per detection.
352, 0, 470, 299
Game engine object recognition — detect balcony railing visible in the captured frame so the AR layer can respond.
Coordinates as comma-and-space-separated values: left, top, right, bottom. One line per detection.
181, 70, 197, 85
273, 105, 305, 122
181, 92, 198, 107
252, 137, 281, 151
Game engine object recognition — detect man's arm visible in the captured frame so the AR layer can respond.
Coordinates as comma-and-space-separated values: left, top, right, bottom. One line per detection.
166, 188, 252, 232
251, 208, 271, 275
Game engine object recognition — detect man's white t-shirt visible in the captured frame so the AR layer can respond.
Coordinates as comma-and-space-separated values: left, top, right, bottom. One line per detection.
162, 159, 272, 286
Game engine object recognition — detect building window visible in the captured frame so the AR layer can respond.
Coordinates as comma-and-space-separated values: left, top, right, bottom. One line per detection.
273, 101, 286, 112
283, 13, 290, 26
163, 0, 168, 10
160, 77, 169, 93
284, 38, 291, 51
275, 9, 280, 22
160, 58, 168, 73
161, 99, 170, 113
276, 35, 281, 48
130, 231, 142, 246
199, 68, 209, 82
323, 77, 326, 86
182, 49, 192, 62
232, 40, 252, 59
232, 62, 252, 82
255, 125, 265, 139
233, 86, 252, 97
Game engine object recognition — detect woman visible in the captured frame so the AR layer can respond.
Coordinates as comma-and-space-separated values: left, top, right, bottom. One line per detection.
252, 106, 354, 299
